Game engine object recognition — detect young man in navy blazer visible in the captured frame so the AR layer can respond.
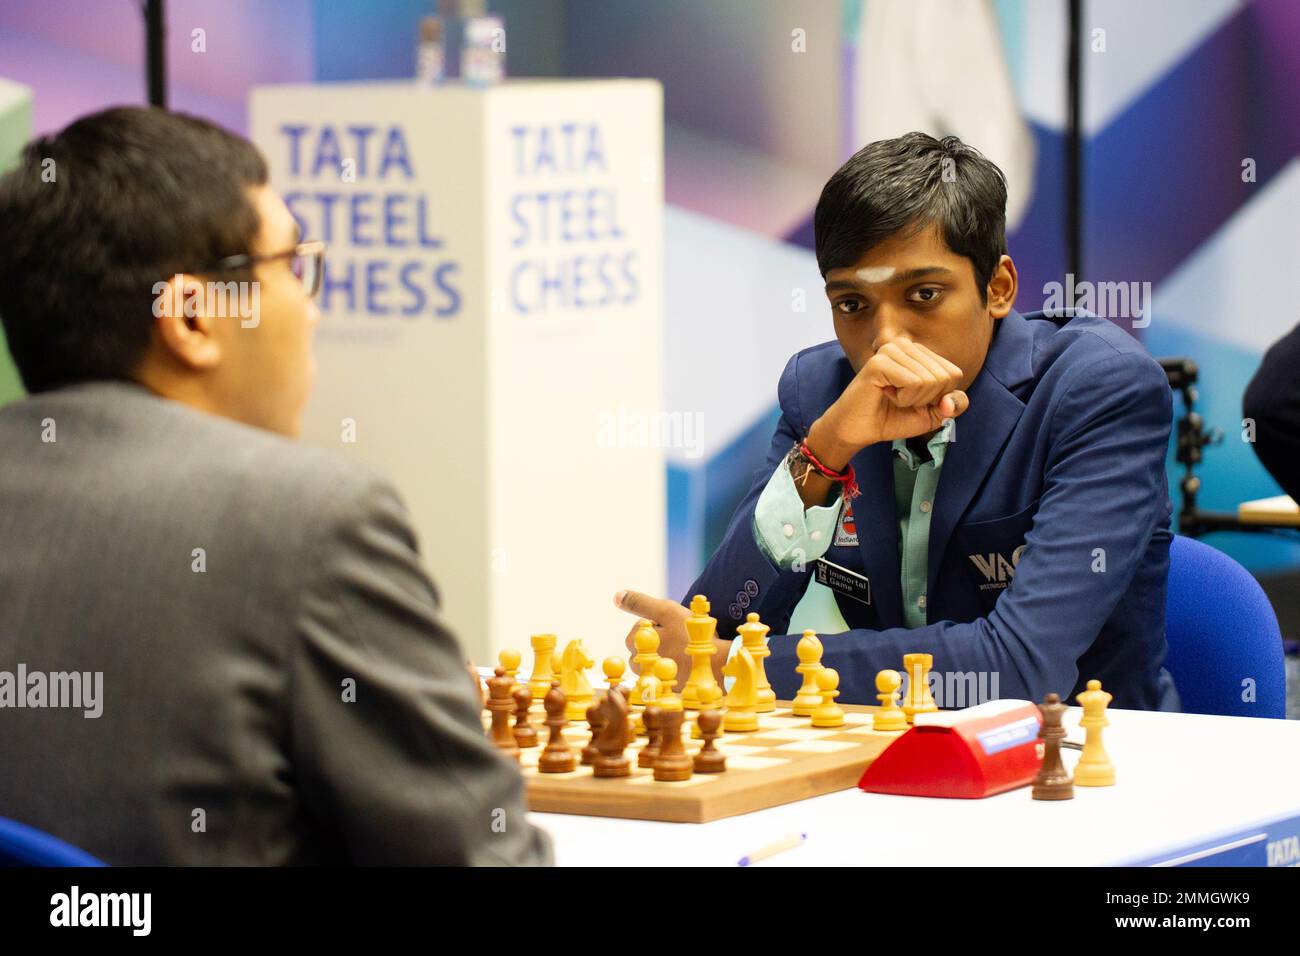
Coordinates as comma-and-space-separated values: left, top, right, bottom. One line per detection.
617, 132, 1179, 711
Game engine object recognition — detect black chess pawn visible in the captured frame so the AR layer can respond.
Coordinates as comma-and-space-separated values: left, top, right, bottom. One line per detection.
486, 666, 519, 761
693, 709, 727, 773
511, 684, 538, 749
538, 680, 577, 773
653, 709, 693, 782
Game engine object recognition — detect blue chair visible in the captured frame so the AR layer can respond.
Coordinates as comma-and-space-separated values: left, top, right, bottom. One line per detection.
1164, 534, 1287, 718
0, 816, 105, 867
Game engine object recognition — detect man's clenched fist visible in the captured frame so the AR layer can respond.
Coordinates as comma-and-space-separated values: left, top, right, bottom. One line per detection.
806, 337, 969, 469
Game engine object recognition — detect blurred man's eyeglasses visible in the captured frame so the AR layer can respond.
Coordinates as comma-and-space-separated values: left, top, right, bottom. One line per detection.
203, 240, 326, 298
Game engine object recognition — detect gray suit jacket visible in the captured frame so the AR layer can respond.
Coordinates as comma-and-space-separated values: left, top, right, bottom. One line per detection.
0, 382, 552, 865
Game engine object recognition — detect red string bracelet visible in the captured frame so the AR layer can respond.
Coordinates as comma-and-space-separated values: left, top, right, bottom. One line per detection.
797, 438, 860, 500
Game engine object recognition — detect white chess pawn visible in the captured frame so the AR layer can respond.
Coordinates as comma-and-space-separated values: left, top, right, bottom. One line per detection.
811, 668, 845, 728
792, 630, 824, 717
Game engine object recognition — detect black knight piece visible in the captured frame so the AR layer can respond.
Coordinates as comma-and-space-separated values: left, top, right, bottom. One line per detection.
593, 685, 632, 778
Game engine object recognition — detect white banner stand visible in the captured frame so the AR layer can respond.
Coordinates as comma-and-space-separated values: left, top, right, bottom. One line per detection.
251, 79, 665, 664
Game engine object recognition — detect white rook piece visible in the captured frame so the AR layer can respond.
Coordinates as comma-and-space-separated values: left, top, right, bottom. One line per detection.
250, 80, 666, 662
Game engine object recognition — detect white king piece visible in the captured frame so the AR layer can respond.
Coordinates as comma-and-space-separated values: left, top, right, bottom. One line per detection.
682, 594, 721, 710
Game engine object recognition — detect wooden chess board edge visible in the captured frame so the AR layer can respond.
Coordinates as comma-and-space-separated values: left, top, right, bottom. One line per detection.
524, 731, 896, 823
490, 700, 901, 823
524, 754, 879, 823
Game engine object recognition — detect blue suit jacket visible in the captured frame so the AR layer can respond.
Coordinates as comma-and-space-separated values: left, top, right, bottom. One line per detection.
687, 309, 1179, 711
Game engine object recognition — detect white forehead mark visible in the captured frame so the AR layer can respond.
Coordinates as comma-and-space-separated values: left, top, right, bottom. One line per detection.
856, 265, 896, 284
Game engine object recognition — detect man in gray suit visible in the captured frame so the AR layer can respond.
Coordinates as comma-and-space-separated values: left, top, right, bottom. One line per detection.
0, 107, 552, 865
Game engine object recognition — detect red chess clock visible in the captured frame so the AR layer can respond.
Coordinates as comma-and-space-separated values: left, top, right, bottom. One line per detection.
858, 699, 1043, 799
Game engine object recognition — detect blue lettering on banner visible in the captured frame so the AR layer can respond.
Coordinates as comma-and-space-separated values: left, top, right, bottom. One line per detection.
276, 123, 462, 321
276, 118, 641, 322
975, 716, 1040, 756
505, 121, 641, 317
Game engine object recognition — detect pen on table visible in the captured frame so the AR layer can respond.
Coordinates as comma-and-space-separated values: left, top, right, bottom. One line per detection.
737, 832, 807, 867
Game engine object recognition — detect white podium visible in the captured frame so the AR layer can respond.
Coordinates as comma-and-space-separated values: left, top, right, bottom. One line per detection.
250, 79, 665, 663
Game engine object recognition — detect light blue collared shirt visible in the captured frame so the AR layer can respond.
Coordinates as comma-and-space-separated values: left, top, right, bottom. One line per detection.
730, 422, 954, 687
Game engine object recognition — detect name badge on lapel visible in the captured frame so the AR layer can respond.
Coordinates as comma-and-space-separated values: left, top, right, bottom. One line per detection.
814, 557, 871, 605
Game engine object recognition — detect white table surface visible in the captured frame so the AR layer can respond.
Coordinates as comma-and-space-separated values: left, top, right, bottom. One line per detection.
528, 707, 1300, 866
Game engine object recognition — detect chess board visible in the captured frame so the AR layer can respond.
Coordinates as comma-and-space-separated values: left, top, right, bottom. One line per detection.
485, 699, 904, 823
